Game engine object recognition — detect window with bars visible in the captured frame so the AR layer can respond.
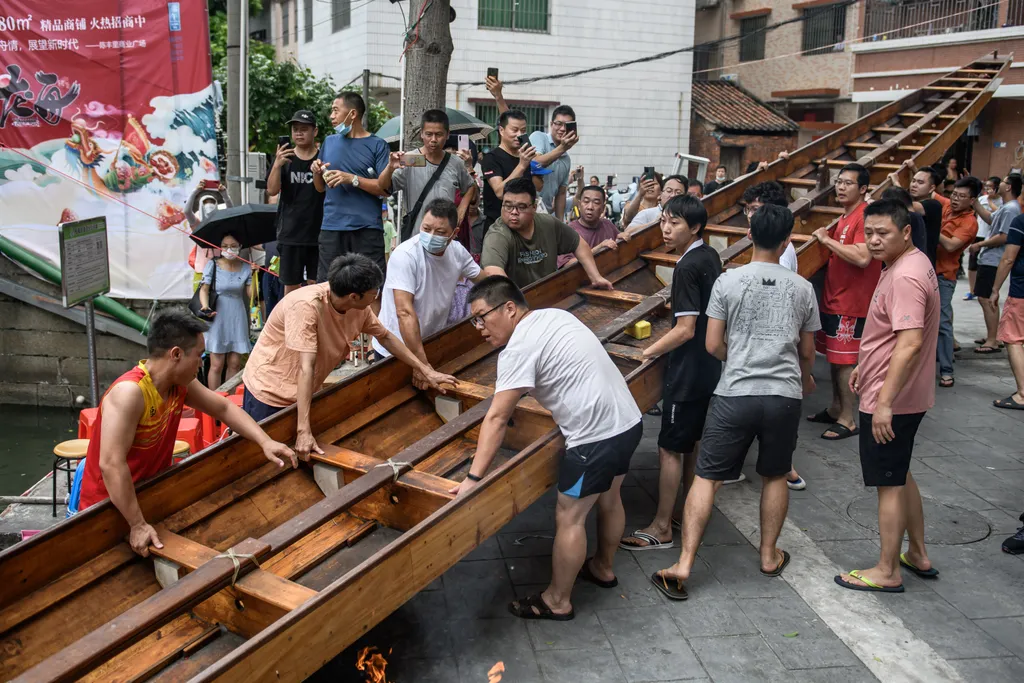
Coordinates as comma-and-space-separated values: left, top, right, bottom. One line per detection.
332, 0, 351, 33
281, 1, 290, 45
478, 0, 550, 33
304, 0, 313, 42
739, 15, 767, 62
474, 103, 549, 154
801, 4, 846, 56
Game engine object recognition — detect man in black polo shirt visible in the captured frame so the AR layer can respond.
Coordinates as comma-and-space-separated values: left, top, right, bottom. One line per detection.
266, 109, 324, 294
620, 195, 722, 551
481, 110, 535, 235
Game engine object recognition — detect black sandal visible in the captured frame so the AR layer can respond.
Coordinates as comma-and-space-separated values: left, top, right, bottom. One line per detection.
650, 571, 689, 600
806, 408, 837, 424
821, 423, 859, 441
578, 559, 618, 588
508, 593, 575, 621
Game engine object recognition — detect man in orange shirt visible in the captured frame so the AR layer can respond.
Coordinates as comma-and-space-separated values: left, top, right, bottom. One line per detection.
242, 254, 458, 460
933, 177, 981, 387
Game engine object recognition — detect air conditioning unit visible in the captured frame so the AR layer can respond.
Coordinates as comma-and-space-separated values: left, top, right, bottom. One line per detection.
246, 152, 268, 191
719, 73, 739, 83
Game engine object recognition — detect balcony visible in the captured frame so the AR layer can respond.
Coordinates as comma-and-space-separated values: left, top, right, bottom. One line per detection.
863, 0, 1022, 41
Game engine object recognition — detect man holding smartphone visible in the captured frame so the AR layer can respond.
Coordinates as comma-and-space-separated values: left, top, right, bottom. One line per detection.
266, 110, 323, 295
481, 110, 536, 234
378, 109, 475, 243
529, 106, 578, 220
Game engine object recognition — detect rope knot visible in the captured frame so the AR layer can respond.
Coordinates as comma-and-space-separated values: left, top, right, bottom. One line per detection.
214, 548, 260, 586
374, 459, 411, 482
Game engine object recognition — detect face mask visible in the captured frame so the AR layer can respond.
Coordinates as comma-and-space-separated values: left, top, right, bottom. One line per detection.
335, 112, 355, 136
419, 231, 451, 255
223, 248, 239, 260
201, 203, 217, 218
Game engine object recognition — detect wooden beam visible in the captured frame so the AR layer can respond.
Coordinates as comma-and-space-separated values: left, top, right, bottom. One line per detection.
594, 286, 671, 343
779, 177, 818, 187
79, 615, 220, 683
640, 251, 680, 266
443, 381, 550, 417
577, 287, 646, 309
315, 387, 418, 446
604, 343, 645, 363
260, 515, 376, 580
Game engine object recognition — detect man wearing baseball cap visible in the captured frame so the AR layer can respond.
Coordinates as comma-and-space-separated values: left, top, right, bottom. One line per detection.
267, 110, 324, 295
530, 160, 554, 214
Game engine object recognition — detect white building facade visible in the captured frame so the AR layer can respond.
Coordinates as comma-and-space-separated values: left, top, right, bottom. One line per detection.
262, 0, 695, 184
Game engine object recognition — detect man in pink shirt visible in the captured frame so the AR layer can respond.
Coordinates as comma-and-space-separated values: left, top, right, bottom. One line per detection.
558, 185, 622, 268
835, 200, 940, 594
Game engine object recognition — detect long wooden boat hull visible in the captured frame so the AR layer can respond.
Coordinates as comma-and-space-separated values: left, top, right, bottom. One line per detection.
0, 52, 1010, 683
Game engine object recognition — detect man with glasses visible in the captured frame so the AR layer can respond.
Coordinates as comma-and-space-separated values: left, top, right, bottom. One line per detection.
242, 254, 457, 460
808, 163, 882, 441
624, 174, 688, 232
530, 105, 578, 221
931, 177, 981, 387
373, 199, 487, 387
454, 276, 643, 621
481, 176, 613, 290
742, 182, 798, 272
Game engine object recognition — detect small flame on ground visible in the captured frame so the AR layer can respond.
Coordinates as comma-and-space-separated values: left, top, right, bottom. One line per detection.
356, 646, 390, 683
487, 661, 505, 683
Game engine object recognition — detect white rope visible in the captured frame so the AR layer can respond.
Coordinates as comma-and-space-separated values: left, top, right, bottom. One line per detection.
374, 459, 411, 482
213, 548, 260, 586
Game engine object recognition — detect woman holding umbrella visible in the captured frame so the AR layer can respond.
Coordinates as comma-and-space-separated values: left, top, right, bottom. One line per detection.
198, 232, 252, 389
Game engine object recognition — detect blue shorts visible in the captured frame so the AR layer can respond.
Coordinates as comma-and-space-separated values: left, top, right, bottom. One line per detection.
558, 421, 643, 498
243, 387, 284, 423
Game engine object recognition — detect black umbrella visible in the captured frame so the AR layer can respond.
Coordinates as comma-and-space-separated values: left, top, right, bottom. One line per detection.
189, 203, 277, 250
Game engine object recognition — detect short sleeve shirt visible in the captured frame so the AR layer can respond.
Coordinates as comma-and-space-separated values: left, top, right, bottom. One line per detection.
935, 196, 979, 281
821, 202, 882, 317
857, 248, 940, 415
628, 206, 662, 230
979, 200, 1021, 267
1006, 214, 1024, 299
391, 153, 474, 237
664, 241, 722, 402
529, 131, 571, 213
242, 283, 387, 407
480, 214, 581, 289
319, 133, 391, 232
274, 154, 324, 245
558, 218, 620, 268
481, 148, 527, 225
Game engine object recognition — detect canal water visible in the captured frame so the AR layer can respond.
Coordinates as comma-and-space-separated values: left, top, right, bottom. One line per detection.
0, 405, 79, 495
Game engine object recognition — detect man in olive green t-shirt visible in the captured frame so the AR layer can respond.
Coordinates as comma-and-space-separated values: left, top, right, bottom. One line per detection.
481, 176, 614, 290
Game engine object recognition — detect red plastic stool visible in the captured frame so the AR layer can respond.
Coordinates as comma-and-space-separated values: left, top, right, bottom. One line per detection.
176, 417, 203, 454
77, 407, 99, 440
235, 384, 246, 396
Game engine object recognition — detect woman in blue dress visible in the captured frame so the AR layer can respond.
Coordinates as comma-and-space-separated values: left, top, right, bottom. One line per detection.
198, 232, 252, 389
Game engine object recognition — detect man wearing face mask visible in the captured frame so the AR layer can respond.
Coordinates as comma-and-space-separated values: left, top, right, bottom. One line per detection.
373, 199, 487, 387
704, 165, 731, 194
312, 92, 391, 287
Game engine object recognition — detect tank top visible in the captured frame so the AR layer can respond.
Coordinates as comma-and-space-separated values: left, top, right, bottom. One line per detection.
78, 362, 186, 510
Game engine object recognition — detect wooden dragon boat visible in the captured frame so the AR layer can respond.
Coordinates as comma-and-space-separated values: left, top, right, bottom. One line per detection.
0, 52, 1009, 683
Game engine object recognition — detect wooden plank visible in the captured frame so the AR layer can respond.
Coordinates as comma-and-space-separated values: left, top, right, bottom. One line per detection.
873, 126, 943, 135
160, 462, 286, 533
314, 386, 418, 446
577, 287, 646, 308
78, 614, 218, 683
640, 251, 679, 266
260, 515, 376, 580
925, 86, 982, 92
779, 177, 818, 187
414, 437, 478, 478
0, 544, 136, 637
594, 286, 671, 343
443, 381, 550, 416
604, 343, 645, 363
899, 112, 957, 120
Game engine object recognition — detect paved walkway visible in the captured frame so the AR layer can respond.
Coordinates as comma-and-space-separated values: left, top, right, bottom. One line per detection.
318, 282, 1024, 683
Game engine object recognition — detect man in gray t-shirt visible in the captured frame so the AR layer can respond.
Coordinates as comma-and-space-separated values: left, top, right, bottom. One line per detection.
529, 105, 578, 219
653, 205, 819, 601
970, 173, 1022, 351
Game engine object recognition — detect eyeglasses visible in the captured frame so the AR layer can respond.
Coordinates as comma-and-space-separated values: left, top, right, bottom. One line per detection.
743, 205, 760, 217
550, 121, 569, 129
470, 302, 508, 329
950, 192, 972, 201
501, 202, 533, 213
834, 179, 859, 188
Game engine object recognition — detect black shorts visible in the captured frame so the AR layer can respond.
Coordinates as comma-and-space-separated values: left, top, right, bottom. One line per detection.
317, 228, 386, 283
968, 237, 984, 270
696, 395, 801, 481
659, 396, 711, 454
974, 264, 998, 299
559, 421, 643, 499
278, 244, 319, 286
858, 411, 925, 487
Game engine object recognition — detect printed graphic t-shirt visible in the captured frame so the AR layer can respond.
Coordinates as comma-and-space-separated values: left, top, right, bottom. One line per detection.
480, 214, 581, 289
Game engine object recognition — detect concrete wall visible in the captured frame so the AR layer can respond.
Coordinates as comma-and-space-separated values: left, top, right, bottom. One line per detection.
276, 0, 696, 183
0, 258, 147, 408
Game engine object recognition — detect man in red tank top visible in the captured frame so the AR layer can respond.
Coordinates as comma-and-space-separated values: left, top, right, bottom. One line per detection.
79, 311, 295, 556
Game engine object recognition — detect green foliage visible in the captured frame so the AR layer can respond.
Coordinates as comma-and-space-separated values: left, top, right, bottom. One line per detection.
338, 85, 392, 135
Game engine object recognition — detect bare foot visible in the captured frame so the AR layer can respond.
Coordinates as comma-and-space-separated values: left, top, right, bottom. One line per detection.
620, 524, 672, 548
902, 549, 933, 572
586, 558, 616, 583
654, 561, 691, 585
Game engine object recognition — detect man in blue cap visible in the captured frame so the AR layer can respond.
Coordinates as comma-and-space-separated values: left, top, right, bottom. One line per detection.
531, 160, 555, 215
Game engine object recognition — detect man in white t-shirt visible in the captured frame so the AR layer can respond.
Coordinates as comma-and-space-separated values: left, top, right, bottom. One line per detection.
742, 181, 798, 272
454, 276, 643, 621
373, 199, 485, 386
624, 174, 687, 233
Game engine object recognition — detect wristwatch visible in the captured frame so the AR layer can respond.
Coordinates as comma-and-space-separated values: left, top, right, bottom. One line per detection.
351, 175, 360, 188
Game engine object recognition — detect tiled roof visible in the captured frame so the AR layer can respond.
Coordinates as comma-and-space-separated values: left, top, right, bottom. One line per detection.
691, 80, 799, 134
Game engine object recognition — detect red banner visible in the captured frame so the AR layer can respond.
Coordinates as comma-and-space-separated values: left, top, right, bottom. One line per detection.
0, 1, 217, 300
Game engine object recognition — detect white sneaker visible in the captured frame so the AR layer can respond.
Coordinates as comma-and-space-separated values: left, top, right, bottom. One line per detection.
722, 473, 747, 485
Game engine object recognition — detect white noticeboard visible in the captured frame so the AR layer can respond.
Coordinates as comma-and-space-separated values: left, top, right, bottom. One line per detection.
59, 217, 111, 308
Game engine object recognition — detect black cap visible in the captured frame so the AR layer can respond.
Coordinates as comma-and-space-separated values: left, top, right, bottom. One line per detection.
287, 110, 316, 126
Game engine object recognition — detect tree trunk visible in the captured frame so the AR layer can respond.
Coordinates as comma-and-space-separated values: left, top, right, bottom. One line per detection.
402, 0, 453, 149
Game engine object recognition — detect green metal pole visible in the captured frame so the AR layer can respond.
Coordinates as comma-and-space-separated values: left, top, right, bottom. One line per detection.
0, 234, 150, 333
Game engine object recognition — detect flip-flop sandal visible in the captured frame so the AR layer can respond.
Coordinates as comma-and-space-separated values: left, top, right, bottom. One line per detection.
651, 571, 689, 601
974, 346, 1002, 354
508, 593, 575, 621
760, 550, 791, 577
899, 553, 939, 578
821, 423, 859, 441
994, 396, 1024, 410
974, 338, 1005, 347
787, 476, 807, 491
834, 570, 904, 593
619, 530, 675, 551
939, 377, 955, 388
578, 559, 618, 588
806, 408, 837, 424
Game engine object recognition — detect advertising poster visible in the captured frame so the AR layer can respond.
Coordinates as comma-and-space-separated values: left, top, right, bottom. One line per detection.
0, 0, 217, 299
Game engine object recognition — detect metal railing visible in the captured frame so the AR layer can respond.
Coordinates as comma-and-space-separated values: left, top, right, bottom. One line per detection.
1009, 0, 1024, 25
478, 0, 550, 33
863, 0, 999, 40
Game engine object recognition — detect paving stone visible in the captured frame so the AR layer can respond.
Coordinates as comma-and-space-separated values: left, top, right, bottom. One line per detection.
507, 555, 554, 586
385, 656, 459, 683
450, 618, 542, 683
916, 456, 1024, 510
948, 656, 1024, 683
498, 530, 554, 558
786, 666, 879, 682
736, 597, 861, 669
908, 471, 994, 512
665, 595, 760, 638
597, 607, 703, 682
924, 536, 1024, 618
814, 539, 934, 593
534, 647, 626, 683
846, 494, 991, 545
698, 545, 802, 599
942, 440, 1024, 469
976, 508, 1024, 534
525, 610, 611, 651
882, 592, 1012, 660
787, 495, 877, 542
444, 559, 517, 619
688, 634, 788, 683
632, 549, 732, 603
974, 617, 1024, 659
